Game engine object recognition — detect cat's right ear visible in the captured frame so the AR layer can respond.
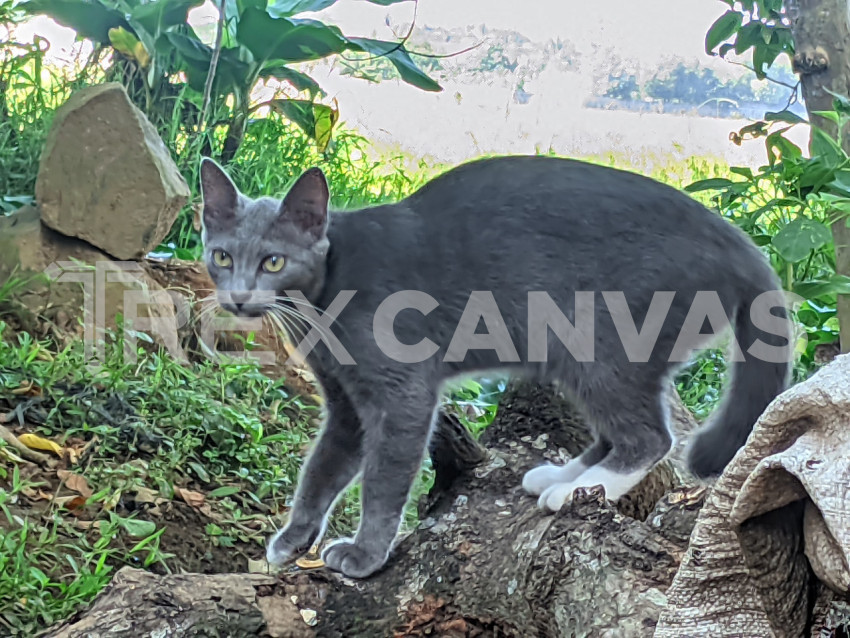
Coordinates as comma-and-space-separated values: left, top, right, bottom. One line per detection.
200, 158, 239, 229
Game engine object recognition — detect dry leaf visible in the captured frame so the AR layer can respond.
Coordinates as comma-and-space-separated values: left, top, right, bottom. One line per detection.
57, 495, 88, 512
295, 556, 325, 569
176, 487, 205, 508
248, 557, 274, 573
18, 433, 63, 456
57, 470, 93, 498
132, 486, 160, 504
11, 380, 41, 396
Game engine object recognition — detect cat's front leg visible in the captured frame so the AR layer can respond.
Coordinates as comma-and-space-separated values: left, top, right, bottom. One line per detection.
321, 386, 437, 578
266, 382, 363, 566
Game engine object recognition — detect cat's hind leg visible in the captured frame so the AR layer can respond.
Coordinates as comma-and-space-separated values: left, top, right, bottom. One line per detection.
536, 384, 672, 512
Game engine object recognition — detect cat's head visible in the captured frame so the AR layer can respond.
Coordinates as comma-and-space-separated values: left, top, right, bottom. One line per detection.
199, 158, 330, 316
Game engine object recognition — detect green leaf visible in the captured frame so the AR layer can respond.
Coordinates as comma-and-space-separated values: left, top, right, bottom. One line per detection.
734, 21, 761, 55
730, 166, 754, 179
267, 0, 339, 17
772, 217, 832, 262
705, 10, 741, 55
188, 460, 211, 483
269, 98, 339, 150
793, 275, 850, 299
120, 518, 157, 538
259, 62, 322, 94
798, 157, 837, 192
238, 9, 347, 63
346, 37, 441, 91
684, 177, 736, 192
208, 485, 240, 498
765, 127, 802, 164
21, 0, 129, 43
811, 127, 846, 166
813, 110, 841, 126
130, 0, 203, 34
826, 170, 850, 197
764, 110, 807, 125
824, 88, 850, 115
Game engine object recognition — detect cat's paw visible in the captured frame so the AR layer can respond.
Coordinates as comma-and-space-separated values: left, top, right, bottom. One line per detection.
537, 482, 578, 513
522, 464, 569, 496
265, 527, 316, 566
321, 539, 388, 578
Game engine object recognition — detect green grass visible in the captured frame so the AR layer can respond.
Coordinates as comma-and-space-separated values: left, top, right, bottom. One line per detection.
0, 319, 330, 633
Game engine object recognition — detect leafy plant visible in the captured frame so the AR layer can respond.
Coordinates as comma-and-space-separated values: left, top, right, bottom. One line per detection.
686, 100, 850, 369
704, 0, 793, 79
20, 0, 441, 162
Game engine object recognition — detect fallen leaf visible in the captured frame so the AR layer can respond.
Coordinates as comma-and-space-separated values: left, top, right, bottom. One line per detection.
132, 486, 160, 504
57, 495, 88, 512
57, 470, 93, 498
248, 557, 275, 573
176, 487, 205, 508
11, 380, 41, 396
295, 556, 325, 569
21, 487, 51, 501
18, 433, 63, 457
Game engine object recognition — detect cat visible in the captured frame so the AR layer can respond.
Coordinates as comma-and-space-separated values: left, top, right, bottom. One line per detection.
199, 155, 792, 579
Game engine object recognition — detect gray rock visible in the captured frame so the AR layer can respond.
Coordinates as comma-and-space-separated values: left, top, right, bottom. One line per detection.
35, 83, 190, 260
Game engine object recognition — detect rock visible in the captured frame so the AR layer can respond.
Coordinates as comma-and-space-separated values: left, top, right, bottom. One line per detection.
0, 205, 187, 362
35, 83, 190, 260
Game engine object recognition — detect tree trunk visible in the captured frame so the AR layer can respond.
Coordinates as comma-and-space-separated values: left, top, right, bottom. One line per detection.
47, 383, 703, 638
787, 0, 850, 352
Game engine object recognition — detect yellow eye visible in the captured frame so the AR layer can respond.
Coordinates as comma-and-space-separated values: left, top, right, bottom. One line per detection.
262, 255, 285, 273
212, 249, 232, 268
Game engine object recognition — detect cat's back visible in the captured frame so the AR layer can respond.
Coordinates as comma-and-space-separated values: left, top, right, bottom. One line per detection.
406, 155, 724, 235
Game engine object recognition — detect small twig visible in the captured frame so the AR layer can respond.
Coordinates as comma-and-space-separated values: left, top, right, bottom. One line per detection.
338, 0, 418, 62
724, 58, 800, 90
200, 0, 227, 132
0, 423, 51, 465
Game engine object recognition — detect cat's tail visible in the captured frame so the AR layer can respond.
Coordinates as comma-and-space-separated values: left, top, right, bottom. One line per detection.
685, 289, 792, 479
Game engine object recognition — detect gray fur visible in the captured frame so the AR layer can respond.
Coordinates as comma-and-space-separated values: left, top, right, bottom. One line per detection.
199, 155, 791, 578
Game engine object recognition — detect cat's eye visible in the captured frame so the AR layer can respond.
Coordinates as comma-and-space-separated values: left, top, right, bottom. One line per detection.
262, 255, 285, 273
212, 249, 232, 268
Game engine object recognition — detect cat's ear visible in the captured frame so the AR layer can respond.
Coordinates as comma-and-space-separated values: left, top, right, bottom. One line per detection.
200, 158, 239, 228
281, 167, 329, 240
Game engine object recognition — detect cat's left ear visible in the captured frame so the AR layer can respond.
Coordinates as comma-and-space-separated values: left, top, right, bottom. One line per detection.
281, 167, 329, 240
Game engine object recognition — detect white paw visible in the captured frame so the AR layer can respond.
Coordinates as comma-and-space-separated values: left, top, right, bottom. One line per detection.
522, 465, 569, 495
538, 482, 578, 512
522, 458, 587, 496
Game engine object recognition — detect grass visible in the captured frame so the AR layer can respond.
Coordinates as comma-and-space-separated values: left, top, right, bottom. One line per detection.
0, 319, 323, 634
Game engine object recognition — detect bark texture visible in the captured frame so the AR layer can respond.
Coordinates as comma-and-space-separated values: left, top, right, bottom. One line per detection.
787, 0, 850, 352
46, 383, 705, 638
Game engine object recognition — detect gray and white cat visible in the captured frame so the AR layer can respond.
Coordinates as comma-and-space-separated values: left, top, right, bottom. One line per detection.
199, 155, 792, 579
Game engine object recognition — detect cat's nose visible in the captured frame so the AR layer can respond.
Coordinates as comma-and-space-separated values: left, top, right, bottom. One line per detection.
230, 291, 251, 308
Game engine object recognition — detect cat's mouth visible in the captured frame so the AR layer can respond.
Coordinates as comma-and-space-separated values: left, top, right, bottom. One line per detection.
217, 290, 274, 318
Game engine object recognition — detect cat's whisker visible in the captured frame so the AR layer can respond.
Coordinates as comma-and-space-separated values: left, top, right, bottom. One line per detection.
271, 296, 342, 338
268, 304, 313, 344
267, 307, 309, 347
270, 302, 335, 346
